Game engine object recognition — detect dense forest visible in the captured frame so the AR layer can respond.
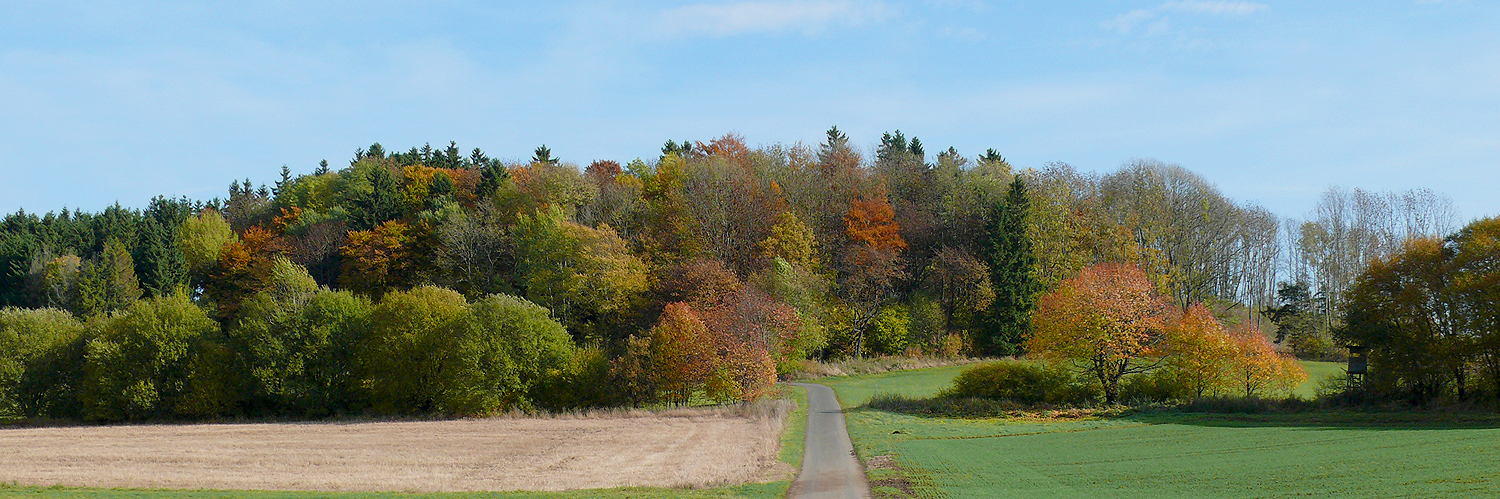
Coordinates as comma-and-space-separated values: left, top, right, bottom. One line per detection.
0, 128, 1490, 421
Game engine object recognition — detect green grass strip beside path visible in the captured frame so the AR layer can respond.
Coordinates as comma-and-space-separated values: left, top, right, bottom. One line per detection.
780, 384, 809, 471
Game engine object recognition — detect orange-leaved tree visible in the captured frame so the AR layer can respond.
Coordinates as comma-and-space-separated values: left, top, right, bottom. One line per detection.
645, 302, 716, 406
206, 224, 287, 320
1165, 303, 1236, 398
1027, 263, 1171, 404
1227, 322, 1305, 398
701, 287, 798, 401
339, 220, 416, 298
840, 185, 907, 357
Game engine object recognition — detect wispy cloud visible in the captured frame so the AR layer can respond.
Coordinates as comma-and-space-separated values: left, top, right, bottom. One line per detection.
1103, 1, 1267, 35
1103, 9, 1157, 35
1161, 0, 1269, 16
658, 1, 892, 37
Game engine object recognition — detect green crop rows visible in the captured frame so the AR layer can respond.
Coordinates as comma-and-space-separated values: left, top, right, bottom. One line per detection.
820, 363, 1500, 499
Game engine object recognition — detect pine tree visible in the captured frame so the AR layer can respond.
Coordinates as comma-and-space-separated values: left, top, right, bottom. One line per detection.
71, 238, 142, 318
134, 197, 190, 297
532, 145, 558, 165
982, 176, 1040, 356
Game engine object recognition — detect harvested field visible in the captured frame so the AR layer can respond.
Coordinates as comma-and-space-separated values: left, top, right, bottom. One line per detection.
0, 405, 792, 493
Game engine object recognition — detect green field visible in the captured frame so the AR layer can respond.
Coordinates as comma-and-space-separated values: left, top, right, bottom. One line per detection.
1296, 360, 1346, 398
820, 363, 1500, 499
0, 386, 810, 499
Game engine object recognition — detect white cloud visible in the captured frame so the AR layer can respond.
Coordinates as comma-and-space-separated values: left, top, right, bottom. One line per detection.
1104, 0, 1266, 36
1102, 9, 1157, 35
1146, 18, 1172, 35
938, 25, 985, 42
658, 1, 892, 37
1160, 0, 1268, 16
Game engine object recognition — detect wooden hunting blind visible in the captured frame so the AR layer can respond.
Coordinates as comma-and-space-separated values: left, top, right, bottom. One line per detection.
1347, 345, 1367, 374
1346, 344, 1367, 390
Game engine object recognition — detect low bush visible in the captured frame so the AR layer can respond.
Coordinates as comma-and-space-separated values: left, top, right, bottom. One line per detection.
1, 308, 86, 419
945, 361, 1097, 405
80, 292, 225, 421
1120, 369, 1193, 403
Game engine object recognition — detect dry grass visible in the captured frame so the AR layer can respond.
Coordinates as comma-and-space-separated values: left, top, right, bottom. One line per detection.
0, 401, 794, 493
793, 356, 982, 379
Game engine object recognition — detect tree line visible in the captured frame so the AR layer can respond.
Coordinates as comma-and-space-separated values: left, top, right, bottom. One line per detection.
0, 130, 1474, 420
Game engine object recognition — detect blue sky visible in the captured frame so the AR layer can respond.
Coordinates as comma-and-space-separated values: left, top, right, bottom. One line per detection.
3, 1, 1496, 223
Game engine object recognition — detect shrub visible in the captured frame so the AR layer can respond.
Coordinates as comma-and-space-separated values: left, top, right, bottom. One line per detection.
0, 308, 85, 419
1120, 369, 1193, 403
946, 361, 1096, 405
438, 294, 573, 415
81, 293, 225, 420
358, 286, 468, 414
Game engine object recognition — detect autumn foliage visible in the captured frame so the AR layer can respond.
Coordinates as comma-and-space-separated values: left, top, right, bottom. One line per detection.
6, 131, 1443, 421
1028, 263, 1171, 404
1029, 263, 1304, 404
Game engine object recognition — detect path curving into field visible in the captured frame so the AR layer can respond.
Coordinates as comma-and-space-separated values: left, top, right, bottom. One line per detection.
788, 382, 872, 499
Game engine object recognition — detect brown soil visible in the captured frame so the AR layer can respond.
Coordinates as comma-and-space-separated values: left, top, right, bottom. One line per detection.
0, 408, 790, 492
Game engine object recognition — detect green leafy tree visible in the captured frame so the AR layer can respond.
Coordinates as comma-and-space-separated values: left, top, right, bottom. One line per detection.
177, 210, 239, 281
359, 286, 468, 414
230, 257, 353, 415
439, 294, 574, 414
514, 207, 647, 341
81, 292, 225, 420
867, 304, 911, 356
1340, 238, 1463, 403
0, 308, 85, 419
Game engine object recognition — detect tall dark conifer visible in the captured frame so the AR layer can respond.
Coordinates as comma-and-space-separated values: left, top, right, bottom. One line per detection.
982, 176, 1039, 356
134, 197, 191, 297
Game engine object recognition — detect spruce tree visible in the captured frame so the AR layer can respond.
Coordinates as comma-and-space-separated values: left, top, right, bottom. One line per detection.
982, 176, 1040, 356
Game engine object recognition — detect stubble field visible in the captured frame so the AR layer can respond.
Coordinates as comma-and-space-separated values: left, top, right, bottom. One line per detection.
0, 407, 792, 494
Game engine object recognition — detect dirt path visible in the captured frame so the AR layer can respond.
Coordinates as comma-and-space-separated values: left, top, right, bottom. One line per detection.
0, 412, 785, 492
787, 383, 871, 499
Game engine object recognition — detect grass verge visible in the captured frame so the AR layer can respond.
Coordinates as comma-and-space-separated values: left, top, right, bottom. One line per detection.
779, 385, 809, 471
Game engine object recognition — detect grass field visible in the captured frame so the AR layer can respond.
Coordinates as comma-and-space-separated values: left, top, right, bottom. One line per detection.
821, 362, 1500, 499
1296, 360, 1346, 398
0, 387, 810, 499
